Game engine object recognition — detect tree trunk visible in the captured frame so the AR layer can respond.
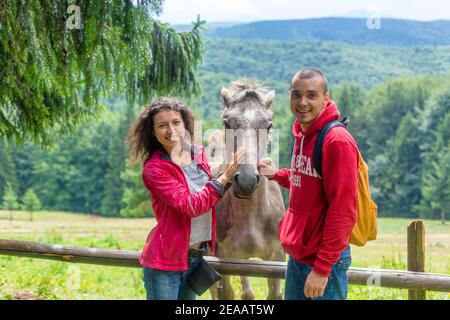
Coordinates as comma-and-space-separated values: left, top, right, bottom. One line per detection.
9, 210, 12, 224
29, 210, 33, 222
441, 208, 445, 225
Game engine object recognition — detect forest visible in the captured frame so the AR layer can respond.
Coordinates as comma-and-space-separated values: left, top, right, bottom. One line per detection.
1, 23, 449, 223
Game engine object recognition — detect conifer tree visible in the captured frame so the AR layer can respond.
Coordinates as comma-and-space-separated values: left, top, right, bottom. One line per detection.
378, 112, 423, 217
0, 140, 18, 199
2, 182, 19, 222
22, 188, 41, 221
120, 160, 153, 218
418, 111, 450, 224
100, 104, 131, 216
0, 0, 204, 144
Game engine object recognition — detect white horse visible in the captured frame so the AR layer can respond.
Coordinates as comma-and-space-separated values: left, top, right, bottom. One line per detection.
206, 79, 285, 300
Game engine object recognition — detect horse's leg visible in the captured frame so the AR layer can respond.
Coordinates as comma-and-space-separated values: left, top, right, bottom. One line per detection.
217, 275, 235, 300
209, 282, 219, 300
240, 276, 255, 300
267, 277, 283, 300
266, 247, 285, 300
209, 244, 234, 300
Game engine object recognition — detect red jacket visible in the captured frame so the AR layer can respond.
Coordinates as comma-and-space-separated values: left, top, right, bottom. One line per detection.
140, 145, 219, 271
273, 101, 358, 277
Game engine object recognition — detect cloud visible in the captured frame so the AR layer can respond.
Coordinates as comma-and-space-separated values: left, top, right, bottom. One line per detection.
159, 0, 261, 23
158, 0, 450, 24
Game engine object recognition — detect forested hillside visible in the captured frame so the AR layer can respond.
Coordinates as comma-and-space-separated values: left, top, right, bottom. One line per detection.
197, 37, 450, 94
211, 18, 450, 46
1, 20, 449, 222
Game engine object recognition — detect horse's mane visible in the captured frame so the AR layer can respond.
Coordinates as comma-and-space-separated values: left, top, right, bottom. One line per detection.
226, 78, 270, 105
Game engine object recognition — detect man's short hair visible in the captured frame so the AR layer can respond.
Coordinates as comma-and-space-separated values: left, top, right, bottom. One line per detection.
292, 68, 328, 94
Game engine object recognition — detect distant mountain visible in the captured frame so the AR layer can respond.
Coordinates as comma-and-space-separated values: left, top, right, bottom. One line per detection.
336, 11, 398, 19
210, 18, 450, 46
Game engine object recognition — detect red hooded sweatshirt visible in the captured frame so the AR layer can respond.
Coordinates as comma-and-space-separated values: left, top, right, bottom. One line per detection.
140, 145, 219, 271
273, 100, 358, 277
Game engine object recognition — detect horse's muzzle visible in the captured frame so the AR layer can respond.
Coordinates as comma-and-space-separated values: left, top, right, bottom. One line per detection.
232, 172, 260, 198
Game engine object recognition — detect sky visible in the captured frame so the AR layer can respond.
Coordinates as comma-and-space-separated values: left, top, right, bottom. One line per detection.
157, 0, 450, 24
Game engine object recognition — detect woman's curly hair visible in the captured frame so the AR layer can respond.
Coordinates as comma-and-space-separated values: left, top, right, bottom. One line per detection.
125, 97, 196, 163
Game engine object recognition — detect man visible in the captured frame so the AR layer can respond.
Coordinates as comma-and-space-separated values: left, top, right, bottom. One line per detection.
257, 68, 358, 300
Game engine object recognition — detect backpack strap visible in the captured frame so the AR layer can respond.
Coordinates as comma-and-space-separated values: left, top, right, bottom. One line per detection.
313, 117, 349, 178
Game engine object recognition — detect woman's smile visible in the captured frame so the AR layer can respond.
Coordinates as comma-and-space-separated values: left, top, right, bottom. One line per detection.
167, 134, 180, 142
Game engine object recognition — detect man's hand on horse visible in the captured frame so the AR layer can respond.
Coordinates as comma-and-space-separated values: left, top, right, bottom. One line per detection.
257, 157, 278, 178
304, 270, 329, 299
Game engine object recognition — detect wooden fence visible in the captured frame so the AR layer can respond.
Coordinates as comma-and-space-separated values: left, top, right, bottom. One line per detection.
0, 220, 449, 299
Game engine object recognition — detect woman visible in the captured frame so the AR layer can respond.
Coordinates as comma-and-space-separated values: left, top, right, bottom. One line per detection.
125, 97, 244, 300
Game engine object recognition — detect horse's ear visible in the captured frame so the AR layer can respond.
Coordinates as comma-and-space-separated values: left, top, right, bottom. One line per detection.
221, 87, 231, 108
265, 90, 275, 109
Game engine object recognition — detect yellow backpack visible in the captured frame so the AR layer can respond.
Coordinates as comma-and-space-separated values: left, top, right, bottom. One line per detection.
313, 118, 378, 246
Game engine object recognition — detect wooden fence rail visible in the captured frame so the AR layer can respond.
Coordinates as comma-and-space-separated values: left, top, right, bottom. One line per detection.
1, 238, 449, 293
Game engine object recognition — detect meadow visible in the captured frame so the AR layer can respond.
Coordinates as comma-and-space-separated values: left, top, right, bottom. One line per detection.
0, 210, 448, 300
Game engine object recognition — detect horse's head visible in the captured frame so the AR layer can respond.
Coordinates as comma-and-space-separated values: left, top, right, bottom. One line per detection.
220, 79, 275, 199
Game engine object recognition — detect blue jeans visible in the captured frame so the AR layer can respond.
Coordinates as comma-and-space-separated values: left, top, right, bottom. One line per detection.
284, 245, 352, 300
143, 255, 202, 300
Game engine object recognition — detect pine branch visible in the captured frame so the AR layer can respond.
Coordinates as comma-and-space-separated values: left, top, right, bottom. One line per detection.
0, 0, 204, 144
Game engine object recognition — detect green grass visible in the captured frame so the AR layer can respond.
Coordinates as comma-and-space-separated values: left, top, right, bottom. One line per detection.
0, 211, 449, 300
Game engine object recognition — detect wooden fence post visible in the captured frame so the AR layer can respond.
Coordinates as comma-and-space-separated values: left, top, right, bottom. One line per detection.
408, 220, 426, 300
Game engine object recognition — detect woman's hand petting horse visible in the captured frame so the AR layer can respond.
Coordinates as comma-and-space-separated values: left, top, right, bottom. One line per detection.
218, 148, 246, 187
